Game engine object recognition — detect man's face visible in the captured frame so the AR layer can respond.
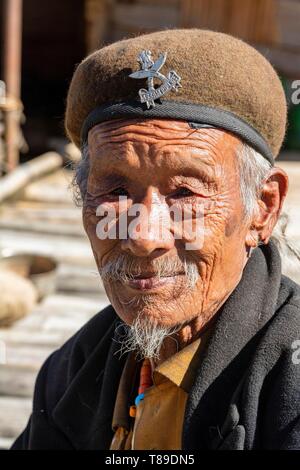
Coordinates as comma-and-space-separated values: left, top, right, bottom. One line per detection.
83, 119, 250, 329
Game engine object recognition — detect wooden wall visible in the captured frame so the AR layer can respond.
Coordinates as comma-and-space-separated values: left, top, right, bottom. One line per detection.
84, 0, 300, 78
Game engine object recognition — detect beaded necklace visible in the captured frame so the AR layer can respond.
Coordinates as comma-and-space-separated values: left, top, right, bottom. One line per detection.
129, 358, 153, 417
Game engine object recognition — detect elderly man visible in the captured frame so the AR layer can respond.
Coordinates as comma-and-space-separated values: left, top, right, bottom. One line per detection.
12, 29, 300, 450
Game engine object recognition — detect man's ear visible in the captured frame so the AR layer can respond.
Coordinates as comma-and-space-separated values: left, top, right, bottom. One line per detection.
246, 167, 289, 247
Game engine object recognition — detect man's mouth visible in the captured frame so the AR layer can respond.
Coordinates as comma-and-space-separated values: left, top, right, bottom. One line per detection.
123, 271, 184, 291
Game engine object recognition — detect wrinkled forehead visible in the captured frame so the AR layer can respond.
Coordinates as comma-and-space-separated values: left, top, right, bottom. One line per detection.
87, 118, 241, 157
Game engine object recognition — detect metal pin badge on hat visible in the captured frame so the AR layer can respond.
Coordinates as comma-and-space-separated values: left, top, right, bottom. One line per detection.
129, 50, 182, 108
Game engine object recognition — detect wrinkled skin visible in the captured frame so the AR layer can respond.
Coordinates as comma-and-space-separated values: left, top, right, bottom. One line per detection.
83, 119, 288, 362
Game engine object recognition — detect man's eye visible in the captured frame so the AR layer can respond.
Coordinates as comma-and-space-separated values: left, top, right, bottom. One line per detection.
171, 187, 195, 198
109, 187, 129, 197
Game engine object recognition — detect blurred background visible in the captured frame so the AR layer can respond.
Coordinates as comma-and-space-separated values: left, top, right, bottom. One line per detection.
0, 0, 299, 449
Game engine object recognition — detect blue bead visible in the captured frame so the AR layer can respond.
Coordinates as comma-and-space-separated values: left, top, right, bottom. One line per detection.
135, 393, 145, 406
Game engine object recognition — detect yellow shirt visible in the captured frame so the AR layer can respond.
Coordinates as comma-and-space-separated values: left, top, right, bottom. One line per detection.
110, 328, 212, 450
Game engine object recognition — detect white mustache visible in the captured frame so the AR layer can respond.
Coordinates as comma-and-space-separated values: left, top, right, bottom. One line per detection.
99, 254, 200, 289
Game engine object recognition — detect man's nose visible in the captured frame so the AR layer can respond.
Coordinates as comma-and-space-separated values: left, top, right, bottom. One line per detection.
121, 196, 175, 257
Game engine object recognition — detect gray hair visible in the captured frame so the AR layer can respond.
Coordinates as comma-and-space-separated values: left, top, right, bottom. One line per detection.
72, 143, 90, 206
235, 142, 272, 219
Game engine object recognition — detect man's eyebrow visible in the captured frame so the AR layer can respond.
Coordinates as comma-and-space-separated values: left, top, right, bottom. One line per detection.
90, 143, 131, 162
95, 172, 129, 188
163, 158, 217, 182
172, 172, 216, 186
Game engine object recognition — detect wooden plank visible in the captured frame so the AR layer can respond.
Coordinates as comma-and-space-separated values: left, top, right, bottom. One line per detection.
0, 218, 85, 237
23, 183, 74, 204
56, 263, 106, 295
4, 343, 54, 367
85, 0, 109, 52
0, 293, 108, 347
9, 297, 105, 334
21, 166, 75, 204
0, 330, 67, 348
0, 204, 82, 222
0, 363, 38, 397
0, 153, 63, 203
112, 4, 179, 31
0, 437, 14, 450
0, 396, 31, 438
0, 200, 84, 236
277, 0, 300, 50
0, 228, 95, 266
256, 45, 300, 78
28, 293, 106, 316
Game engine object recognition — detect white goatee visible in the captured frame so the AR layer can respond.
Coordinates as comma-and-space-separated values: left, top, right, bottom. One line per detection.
115, 314, 182, 361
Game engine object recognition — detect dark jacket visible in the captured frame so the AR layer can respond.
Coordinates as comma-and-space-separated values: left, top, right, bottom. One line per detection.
11, 242, 300, 450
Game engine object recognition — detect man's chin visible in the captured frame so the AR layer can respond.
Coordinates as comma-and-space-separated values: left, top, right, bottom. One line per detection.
114, 301, 185, 329
113, 308, 184, 361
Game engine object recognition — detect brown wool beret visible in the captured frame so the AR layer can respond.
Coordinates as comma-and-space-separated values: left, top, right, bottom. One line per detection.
65, 29, 287, 163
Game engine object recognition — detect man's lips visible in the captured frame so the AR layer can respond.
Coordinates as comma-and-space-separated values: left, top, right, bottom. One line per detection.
123, 272, 184, 291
